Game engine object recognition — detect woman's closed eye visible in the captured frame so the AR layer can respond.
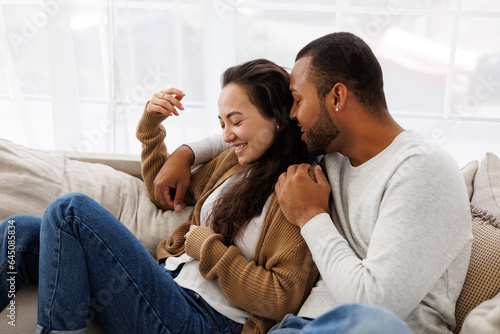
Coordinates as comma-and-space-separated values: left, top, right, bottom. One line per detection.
220, 122, 241, 129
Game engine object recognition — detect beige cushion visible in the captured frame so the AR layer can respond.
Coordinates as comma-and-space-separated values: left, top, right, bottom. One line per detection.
461, 160, 479, 201
454, 206, 500, 333
471, 153, 500, 220
460, 291, 500, 334
0, 138, 192, 257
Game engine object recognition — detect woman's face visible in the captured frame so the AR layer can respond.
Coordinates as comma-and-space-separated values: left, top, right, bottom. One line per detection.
218, 83, 277, 165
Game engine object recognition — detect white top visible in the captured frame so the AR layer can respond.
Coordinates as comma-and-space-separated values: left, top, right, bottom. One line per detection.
165, 173, 270, 324
187, 130, 473, 334
460, 292, 500, 334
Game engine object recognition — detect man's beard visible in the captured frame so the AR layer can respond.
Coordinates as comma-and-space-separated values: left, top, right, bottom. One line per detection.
306, 101, 340, 155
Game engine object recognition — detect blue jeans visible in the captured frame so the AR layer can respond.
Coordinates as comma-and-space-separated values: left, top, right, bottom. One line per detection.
0, 193, 243, 334
269, 304, 413, 334
0, 215, 41, 311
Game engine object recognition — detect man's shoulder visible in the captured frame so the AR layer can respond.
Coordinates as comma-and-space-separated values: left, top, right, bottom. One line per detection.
322, 131, 460, 184
321, 131, 454, 168
394, 131, 458, 171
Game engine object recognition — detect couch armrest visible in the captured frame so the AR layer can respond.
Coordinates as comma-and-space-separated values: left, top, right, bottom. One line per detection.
49, 151, 142, 180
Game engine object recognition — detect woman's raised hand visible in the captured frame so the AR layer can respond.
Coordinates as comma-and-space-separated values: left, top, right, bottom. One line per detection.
146, 88, 186, 116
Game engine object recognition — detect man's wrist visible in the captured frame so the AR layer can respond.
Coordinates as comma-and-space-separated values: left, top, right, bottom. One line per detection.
175, 145, 195, 166
297, 209, 328, 229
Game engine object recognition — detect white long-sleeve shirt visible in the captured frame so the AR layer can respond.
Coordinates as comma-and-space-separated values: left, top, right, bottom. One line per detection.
187, 130, 473, 334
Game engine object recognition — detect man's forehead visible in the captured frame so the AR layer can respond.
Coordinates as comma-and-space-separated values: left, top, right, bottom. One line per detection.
290, 56, 312, 89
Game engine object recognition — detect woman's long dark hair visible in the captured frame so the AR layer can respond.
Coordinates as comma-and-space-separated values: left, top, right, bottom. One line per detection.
208, 59, 313, 245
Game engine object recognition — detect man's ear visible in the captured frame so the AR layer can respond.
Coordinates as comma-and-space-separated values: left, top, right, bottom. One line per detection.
326, 83, 348, 113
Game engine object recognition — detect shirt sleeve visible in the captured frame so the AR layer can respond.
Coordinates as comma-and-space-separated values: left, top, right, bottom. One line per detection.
301, 153, 473, 320
186, 134, 230, 165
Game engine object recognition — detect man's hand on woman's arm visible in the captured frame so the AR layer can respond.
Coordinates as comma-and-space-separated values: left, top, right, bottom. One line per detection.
275, 164, 331, 228
154, 133, 231, 210
154, 145, 195, 211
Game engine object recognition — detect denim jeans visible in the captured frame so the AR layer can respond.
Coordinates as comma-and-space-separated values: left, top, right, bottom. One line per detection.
0, 215, 41, 311
1, 192, 243, 334
269, 304, 413, 334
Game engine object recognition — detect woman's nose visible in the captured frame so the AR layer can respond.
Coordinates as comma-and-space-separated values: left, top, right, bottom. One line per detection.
223, 127, 236, 143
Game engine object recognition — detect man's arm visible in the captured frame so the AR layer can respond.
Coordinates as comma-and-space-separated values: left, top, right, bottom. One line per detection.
277, 153, 473, 320
188, 133, 230, 165
154, 134, 230, 211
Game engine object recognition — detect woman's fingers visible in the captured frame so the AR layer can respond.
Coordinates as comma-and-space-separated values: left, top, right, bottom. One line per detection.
147, 89, 186, 116
160, 87, 185, 100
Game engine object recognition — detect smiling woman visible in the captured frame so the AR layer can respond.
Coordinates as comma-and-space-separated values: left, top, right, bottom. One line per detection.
143, 58, 313, 245
217, 84, 277, 166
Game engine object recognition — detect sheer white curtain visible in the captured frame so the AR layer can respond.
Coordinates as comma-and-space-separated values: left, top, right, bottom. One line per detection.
0, 0, 227, 155
0, 0, 499, 166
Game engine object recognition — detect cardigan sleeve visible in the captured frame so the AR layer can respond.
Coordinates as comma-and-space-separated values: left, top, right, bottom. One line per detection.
192, 196, 319, 321
136, 104, 196, 210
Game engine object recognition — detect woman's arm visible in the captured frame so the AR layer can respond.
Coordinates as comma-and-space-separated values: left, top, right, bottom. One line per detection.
136, 105, 170, 209
184, 196, 319, 321
136, 88, 194, 210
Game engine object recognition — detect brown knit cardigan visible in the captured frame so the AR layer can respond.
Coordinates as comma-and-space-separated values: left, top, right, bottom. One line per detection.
136, 109, 319, 334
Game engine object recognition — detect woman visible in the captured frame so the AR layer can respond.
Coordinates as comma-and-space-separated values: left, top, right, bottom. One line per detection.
0, 59, 318, 333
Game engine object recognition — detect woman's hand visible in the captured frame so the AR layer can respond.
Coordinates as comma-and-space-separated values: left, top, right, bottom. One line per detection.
146, 87, 185, 116
184, 225, 198, 240
184, 225, 217, 260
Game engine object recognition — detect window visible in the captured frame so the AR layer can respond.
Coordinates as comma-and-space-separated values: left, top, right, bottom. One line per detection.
1, 0, 498, 166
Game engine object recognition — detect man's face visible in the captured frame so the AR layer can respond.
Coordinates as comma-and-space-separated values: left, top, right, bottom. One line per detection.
290, 56, 339, 155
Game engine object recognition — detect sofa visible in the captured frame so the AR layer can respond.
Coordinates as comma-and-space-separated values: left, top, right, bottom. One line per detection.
0, 138, 499, 333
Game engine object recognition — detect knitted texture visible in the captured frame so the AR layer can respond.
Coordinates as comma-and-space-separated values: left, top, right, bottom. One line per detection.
454, 205, 500, 333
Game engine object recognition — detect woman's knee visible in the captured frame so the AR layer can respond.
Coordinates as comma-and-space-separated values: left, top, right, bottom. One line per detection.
48, 192, 95, 210
43, 193, 111, 239
45, 193, 96, 220
0, 215, 41, 243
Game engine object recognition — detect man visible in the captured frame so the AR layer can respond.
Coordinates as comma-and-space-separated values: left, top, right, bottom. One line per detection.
152, 32, 472, 333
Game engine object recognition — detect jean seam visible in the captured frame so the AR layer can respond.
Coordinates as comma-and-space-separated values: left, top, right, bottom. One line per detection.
195, 297, 221, 334
0, 248, 40, 274
46, 222, 64, 330
277, 314, 293, 330
227, 319, 242, 333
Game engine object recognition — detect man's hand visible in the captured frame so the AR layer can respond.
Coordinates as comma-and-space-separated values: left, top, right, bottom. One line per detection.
153, 145, 195, 211
275, 164, 331, 228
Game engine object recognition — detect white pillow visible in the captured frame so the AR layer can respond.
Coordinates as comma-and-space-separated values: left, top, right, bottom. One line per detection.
0, 139, 192, 258
460, 292, 500, 334
461, 160, 479, 201
471, 152, 500, 220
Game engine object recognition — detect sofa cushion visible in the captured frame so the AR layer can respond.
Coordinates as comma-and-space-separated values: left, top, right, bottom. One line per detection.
471, 152, 500, 220
0, 138, 192, 257
459, 291, 500, 334
460, 160, 479, 201
454, 206, 500, 333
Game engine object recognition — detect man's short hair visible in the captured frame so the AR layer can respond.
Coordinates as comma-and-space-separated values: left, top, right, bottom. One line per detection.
296, 32, 388, 111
